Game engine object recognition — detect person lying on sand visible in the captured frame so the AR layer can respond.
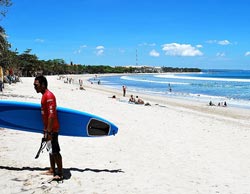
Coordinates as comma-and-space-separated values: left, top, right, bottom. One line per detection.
135, 96, 144, 105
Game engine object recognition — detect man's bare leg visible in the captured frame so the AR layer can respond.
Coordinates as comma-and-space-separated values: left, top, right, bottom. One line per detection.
53, 153, 63, 180
41, 154, 55, 175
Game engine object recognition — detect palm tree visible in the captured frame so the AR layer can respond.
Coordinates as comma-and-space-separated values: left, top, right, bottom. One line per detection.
0, 26, 10, 68
0, 0, 12, 68
0, 0, 12, 53
0, 26, 6, 52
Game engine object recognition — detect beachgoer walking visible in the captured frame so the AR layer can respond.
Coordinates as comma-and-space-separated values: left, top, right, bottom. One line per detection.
168, 83, 172, 92
122, 85, 127, 97
34, 75, 63, 181
209, 101, 215, 106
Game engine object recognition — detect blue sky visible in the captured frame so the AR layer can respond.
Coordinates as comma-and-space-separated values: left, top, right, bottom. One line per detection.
2, 0, 250, 69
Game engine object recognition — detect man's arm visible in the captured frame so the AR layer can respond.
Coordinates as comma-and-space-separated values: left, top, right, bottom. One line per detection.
45, 117, 54, 140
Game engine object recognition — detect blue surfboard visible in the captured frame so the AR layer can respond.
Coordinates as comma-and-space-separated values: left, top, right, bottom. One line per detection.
0, 100, 118, 137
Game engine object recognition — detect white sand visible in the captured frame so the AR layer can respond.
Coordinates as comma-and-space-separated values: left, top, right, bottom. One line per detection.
0, 75, 250, 194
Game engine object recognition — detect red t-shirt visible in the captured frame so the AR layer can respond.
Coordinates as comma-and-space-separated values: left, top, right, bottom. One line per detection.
41, 89, 59, 132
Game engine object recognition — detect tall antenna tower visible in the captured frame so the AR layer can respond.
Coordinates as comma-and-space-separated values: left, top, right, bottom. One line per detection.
136, 49, 138, 66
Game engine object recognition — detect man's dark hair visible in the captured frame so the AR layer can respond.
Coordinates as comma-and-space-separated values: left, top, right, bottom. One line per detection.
35, 75, 48, 88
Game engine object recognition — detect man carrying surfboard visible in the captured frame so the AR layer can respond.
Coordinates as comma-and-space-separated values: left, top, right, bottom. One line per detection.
34, 75, 63, 181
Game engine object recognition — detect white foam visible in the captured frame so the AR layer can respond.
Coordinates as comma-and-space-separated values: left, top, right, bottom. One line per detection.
155, 74, 250, 82
120, 75, 189, 85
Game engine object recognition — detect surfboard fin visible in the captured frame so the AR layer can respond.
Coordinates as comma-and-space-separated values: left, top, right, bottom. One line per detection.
87, 118, 110, 136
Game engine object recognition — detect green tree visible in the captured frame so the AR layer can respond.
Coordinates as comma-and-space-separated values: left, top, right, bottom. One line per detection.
18, 49, 39, 76
0, 0, 12, 71
0, 26, 10, 67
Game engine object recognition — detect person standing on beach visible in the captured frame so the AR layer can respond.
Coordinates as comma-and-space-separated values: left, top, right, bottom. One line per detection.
122, 85, 127, 97
168, 83, 172, 92
34, 75, 63, 181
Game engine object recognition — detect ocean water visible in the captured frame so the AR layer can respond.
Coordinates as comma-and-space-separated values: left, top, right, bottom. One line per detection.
91, 69, 250, 109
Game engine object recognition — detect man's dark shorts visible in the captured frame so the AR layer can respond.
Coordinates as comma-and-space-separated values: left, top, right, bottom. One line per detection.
51, 132, 60, 153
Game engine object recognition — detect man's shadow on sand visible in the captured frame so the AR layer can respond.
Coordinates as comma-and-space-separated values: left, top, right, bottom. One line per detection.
0, 165, 124, 180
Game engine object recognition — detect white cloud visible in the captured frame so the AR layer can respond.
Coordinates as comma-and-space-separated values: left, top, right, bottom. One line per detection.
206, 39, 231, 45
162, 43, 203, 57
96, 49, 104, 56
218, 40, 230, 45
35, 38, 44, 43
149, 49, 160, 57
96, 45, 104, 50
196, 44, 203, 48
74, 45, 87, 54
148, 43, 156, 46
206, 40, 217, 44
245, 51, 250, 56
138, 42, 156, 47
216, 52, 225, 57
96, 45, 105, 56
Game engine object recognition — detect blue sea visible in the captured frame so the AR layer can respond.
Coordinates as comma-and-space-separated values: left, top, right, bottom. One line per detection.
90, 69, 250, 109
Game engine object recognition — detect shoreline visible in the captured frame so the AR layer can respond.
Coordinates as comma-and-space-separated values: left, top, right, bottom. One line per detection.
76, 74, 250, 124
94, 72, 250, 110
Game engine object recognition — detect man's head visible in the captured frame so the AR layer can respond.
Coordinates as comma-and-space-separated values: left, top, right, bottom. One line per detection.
34, 75, 47, 94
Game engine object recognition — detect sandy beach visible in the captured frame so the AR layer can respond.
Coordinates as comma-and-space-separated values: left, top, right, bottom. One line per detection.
1, 74, 250, 194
